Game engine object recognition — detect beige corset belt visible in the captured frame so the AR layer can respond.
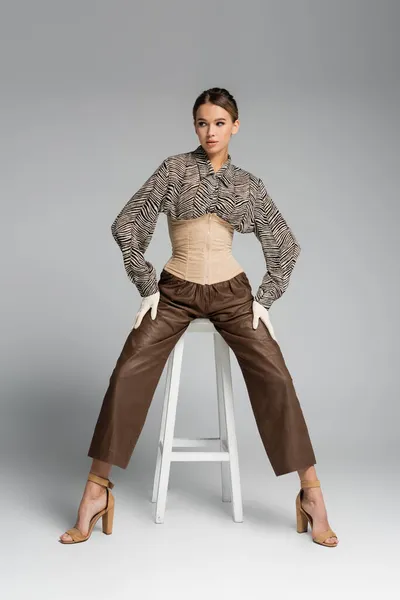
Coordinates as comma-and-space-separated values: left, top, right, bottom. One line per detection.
162, 213, 245, 285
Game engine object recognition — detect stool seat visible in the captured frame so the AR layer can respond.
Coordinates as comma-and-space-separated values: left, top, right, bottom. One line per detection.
151, 317, 243, 523
185, 317, 216, 332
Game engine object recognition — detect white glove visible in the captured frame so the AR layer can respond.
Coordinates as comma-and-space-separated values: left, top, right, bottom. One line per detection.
133, 291, 160, 329
252, 299, 277, 341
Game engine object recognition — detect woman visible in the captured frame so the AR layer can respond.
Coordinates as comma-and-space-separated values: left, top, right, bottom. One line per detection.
60, 88, 338, 547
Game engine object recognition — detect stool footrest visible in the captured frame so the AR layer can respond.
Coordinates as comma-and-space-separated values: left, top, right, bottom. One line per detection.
170, 451, 230, 462
169, 437, 226, 448
159, 438, 229, 461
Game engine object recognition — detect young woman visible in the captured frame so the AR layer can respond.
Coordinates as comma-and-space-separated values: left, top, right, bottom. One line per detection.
60, 88, 338, 547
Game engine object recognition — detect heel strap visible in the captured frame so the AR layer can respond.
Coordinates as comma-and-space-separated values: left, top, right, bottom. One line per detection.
300, 479, 320, 488
88, 472, 114, 489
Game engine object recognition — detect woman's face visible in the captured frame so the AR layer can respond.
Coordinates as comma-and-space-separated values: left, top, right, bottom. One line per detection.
194, 102, 239, 155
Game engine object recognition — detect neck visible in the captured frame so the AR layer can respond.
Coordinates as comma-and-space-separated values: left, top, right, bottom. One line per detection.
206, 147, 229, 173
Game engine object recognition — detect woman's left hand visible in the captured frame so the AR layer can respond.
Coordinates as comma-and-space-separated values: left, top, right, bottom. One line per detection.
252, 300, 277, 341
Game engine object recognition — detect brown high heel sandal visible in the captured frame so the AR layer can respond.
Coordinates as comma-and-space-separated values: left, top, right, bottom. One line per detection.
295, 479, 338, 547
59, 472, 115, 544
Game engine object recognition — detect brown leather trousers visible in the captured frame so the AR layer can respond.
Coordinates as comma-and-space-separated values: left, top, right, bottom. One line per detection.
87, 269, 316, 476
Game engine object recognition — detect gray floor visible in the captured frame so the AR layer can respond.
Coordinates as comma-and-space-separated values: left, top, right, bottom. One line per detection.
3, 449, 397, 599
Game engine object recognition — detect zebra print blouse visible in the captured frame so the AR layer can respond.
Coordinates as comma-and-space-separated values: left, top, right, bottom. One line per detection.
111, 144, 301, 310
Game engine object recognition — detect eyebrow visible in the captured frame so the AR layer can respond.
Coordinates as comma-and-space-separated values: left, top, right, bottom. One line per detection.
197, 117, 227, 122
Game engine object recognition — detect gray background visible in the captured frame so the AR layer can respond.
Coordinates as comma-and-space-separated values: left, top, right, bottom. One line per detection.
1, 0, 398, 598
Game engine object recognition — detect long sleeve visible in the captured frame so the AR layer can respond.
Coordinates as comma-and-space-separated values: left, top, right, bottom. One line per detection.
253, 178, 301, 310
111, 157, 169, 297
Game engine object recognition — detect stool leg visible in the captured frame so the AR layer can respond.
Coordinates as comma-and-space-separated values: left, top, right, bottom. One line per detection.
151, 351, 174, 503
214, 333, 231, 503
153, 335, 185, 523
215, 334, 244, 523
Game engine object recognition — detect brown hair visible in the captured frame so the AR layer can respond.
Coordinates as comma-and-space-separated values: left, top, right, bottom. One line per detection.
192, 88, 239, 123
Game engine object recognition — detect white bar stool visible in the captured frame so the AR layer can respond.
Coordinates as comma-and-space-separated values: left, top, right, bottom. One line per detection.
151, 318, 243, 524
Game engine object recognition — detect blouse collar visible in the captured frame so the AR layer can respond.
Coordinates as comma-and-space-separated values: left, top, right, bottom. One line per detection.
192, 144, 234, 188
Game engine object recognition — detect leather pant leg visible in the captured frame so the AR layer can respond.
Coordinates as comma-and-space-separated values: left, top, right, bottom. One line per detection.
87, 272, 200, 469
207, 271, 317, 476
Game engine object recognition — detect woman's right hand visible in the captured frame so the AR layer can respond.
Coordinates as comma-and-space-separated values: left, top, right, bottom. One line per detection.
133, 291, 160, 329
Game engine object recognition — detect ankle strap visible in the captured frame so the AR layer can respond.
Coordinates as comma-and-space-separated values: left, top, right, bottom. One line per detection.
300, 479, 320, 488
88, 472, 114, 489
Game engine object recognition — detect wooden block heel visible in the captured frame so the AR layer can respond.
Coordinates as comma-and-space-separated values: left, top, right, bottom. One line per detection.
102, 503, 114, 535
296, 496, 309, 533
60, 472, 115, 544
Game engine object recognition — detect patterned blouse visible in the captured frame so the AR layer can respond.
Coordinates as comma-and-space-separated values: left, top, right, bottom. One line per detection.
111, 144, 301, 310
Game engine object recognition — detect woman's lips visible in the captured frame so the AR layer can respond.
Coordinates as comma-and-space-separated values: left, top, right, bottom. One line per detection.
207, 140, 218, 145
